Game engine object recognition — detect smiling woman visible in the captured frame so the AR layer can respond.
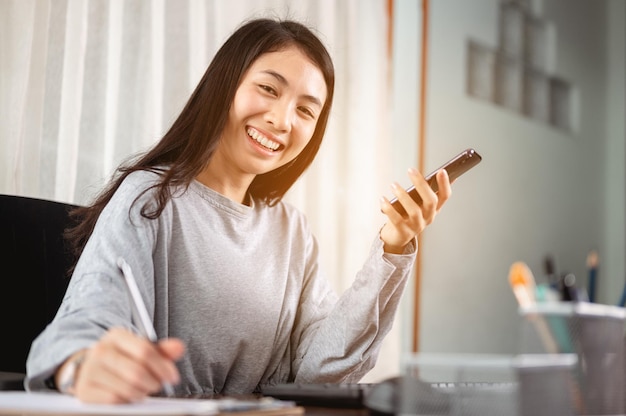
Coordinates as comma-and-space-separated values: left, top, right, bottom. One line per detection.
2, 0, 405, 387
22, 16, 452, 404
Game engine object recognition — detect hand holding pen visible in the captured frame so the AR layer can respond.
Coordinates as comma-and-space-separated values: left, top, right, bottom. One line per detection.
64, 261, 185, 404
70, 327, 185, 404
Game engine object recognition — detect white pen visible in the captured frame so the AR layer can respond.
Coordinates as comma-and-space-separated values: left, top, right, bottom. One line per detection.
117, 256, 175, 397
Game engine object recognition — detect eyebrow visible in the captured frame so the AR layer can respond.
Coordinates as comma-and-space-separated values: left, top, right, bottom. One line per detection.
262, 69, 323, 108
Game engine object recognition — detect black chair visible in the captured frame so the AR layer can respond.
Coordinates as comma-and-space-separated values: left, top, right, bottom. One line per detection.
0, 194, 79, 390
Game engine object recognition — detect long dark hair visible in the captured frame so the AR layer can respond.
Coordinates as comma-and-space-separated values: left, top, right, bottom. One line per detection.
65, 18, 335, 268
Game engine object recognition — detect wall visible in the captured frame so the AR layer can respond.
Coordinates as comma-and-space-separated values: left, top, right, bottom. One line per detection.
392, 0, 625, 357
604, 0, 626, 312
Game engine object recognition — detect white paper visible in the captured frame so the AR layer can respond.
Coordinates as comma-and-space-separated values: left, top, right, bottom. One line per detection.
0, 391, 218, 415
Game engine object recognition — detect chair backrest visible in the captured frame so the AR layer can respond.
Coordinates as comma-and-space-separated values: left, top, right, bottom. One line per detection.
0, 194, 79, 376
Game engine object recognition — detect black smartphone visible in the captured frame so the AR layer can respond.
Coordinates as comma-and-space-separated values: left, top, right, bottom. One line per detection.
390, 148, 482, 215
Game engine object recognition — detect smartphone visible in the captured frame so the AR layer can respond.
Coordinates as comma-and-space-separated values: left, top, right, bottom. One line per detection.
390, 148, 482, 215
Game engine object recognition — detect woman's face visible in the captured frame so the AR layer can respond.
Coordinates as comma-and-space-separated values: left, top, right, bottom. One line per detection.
217, 46, 327, 178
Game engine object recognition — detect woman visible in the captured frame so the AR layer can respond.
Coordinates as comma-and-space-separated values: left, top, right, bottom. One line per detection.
25, 17, 451, 404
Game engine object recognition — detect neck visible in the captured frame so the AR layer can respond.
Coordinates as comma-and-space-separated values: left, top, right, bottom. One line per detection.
195, 165, 254, 205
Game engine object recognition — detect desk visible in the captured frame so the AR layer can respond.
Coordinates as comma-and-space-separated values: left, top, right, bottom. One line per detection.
302, 407, 368, 415
198, 394, 371, 416
0, 391, 374, 416
0, 408, 368, 416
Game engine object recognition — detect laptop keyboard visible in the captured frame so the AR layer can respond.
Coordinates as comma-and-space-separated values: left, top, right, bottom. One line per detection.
260, 382, 374, 408
260, 380, 517, 409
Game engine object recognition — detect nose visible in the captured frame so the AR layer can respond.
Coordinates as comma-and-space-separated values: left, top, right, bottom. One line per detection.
265, 99, 293, 133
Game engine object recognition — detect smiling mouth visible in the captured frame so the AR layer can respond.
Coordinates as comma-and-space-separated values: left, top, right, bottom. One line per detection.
247, 128, 282, 151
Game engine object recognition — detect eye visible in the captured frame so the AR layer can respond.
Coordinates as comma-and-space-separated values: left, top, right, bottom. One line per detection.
259, 84, 277, 96
298, 106, 316, 120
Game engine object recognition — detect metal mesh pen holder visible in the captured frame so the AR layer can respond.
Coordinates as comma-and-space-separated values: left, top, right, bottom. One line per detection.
519, 302, 626, 415
399, 353, 578, 416
399, 354, 519, 416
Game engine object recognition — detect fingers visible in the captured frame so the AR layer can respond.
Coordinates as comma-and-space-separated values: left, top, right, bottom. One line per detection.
384, 168, 442, 221
158, 338, 186, 361
73, 328, 183, 404
406, 168, 439, 219
435, 169, 452, 210
379, 167, 452, 252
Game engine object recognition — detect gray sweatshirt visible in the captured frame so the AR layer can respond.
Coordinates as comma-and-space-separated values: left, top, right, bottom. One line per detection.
25, 170, 416, 395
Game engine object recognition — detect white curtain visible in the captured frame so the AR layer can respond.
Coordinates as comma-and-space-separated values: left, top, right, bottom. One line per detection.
0, 0, 400, 382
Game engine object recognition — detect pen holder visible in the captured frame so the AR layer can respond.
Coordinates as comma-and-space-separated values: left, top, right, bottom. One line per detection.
513, 354, 578, 416
400, 353, 578, 416
519, 302, 626, 415
400, 354, 518, 416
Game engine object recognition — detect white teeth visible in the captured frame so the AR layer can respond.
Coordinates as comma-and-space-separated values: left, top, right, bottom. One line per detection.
247, 128, 280, 151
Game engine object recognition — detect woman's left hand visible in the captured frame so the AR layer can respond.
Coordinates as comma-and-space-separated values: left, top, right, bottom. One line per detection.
379, 168, 451, 254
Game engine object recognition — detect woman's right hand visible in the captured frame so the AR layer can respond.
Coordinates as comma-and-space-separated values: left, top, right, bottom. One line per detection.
56, 327, 185, 404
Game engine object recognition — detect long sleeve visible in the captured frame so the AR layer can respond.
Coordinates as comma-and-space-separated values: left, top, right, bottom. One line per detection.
25, 174, 162, 391
292, 235, 416, 383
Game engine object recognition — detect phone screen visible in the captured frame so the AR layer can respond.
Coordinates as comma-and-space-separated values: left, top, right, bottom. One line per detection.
390, 148, 482, 215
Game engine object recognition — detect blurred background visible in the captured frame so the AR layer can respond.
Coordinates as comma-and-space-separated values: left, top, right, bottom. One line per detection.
1, 0, 624, 383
